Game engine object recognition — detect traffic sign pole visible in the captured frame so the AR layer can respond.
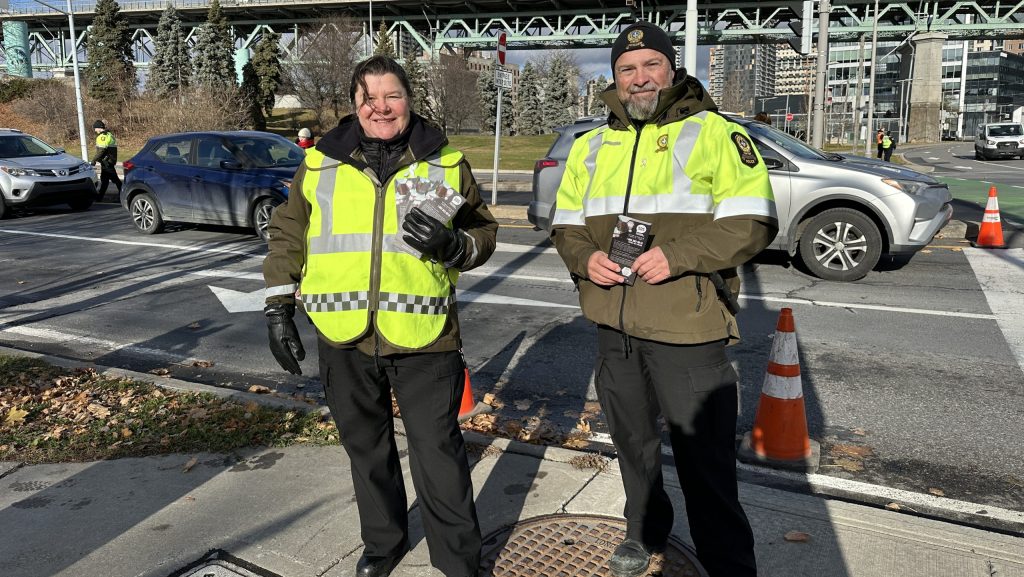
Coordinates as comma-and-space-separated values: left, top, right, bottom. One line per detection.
491, 86, 502, 207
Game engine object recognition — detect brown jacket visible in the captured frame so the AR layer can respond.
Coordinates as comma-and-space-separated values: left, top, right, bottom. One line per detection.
263, 114, 498, 356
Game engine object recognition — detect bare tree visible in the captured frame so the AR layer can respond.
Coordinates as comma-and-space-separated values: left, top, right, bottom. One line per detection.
429, 52, 480, 134
284, 17, 362, 131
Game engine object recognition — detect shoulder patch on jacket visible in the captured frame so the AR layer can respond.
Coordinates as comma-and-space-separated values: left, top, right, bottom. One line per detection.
731, 132, 759, 168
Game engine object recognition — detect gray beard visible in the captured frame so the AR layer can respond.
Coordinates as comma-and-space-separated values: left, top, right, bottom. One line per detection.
624, 95, 658, 121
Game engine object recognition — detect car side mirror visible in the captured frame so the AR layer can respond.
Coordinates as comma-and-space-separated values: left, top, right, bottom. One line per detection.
55, 148, 65, 153
220, 160, 243, 170
764, 157, 786, 170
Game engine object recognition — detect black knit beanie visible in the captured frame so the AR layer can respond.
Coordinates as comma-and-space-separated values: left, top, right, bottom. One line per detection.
610, 22, 677, 71
93, 120, 106, 129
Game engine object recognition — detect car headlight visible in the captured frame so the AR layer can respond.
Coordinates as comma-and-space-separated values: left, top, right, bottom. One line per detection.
882, 178, 929, 196
987, 140, 996, 145
79, 162, 93, 172
0, 165, 38, 177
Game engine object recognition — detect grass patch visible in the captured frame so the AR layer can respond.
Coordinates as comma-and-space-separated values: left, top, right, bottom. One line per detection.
0, 355, 338, 464
447, 133, 557, 171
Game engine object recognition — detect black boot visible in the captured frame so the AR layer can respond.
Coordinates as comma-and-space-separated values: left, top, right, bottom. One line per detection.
608, 539, 651, 577
355, 545, 409, 577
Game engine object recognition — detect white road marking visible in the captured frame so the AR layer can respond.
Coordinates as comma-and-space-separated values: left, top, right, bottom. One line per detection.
964, 248, 1024, 375
927, 157, 941, 161
0, 228, 264, 259
191, 270, 264, 280
0, 325, 207, 367
953, 166, 973, 170
740, 294, 995, 320
495, 242, 558, 255
461, 268, 575, 284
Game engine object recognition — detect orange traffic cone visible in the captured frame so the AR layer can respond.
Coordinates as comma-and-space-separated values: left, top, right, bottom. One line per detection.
972, 185, 1007, 249
739, 308, 820, 472
457, 367, 493, 423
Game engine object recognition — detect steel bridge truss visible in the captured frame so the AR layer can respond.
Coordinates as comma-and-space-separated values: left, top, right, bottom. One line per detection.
5, 1, 1024, 72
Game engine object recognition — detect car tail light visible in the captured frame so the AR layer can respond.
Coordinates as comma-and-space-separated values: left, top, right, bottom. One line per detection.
535, 159, 558, 172
122, 160, 135, 172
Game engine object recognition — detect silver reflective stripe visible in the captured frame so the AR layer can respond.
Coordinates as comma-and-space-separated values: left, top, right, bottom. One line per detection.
460, 230, 478, 263
714, 195, 778, 220
552, 207, 585, 226
426, 156, 446, 183
310, 233, 373, 254
672, 114, 705, 199
311, 163, 339, 252
616, 193, 713, 214
265, 283, 298, 298
302, 291, 371, 313
377, 292, 452, 315
552, 131, 603, 227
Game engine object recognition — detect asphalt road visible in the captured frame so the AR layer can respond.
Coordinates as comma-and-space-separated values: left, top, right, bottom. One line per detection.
1, 199, 1022, 517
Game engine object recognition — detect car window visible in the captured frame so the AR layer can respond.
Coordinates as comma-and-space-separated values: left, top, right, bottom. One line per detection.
743, 121, 828, 160
0, 134, 59, 158
232, 135, 305, 168
193, 137, 236, 168
750, 136, 786, 167
987, 124, 1022, 137
152, 138, 193, 165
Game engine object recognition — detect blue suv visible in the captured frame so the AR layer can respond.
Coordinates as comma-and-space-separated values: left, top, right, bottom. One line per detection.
121, 131, 303, 241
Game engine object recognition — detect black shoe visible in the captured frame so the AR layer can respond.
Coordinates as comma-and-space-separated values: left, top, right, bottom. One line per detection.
355, 545, 409, 577
608, 539, 651, 577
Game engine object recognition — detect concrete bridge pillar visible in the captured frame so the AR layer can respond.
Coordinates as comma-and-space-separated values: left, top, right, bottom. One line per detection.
908, 32, 948, 143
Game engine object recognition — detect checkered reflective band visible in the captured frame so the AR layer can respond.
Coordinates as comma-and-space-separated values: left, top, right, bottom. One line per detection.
302, 291, 371, 312
377, 292, 452, 315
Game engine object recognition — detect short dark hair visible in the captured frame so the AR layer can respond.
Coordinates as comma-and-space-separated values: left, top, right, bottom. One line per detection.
349, 56, 414, 106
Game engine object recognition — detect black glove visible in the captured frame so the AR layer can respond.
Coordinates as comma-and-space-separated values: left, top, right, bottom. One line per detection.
265, 303, 305, 375
401, 207, 467, 267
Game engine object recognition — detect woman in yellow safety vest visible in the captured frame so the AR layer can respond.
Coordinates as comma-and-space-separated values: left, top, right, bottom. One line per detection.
262, 56, 497, 577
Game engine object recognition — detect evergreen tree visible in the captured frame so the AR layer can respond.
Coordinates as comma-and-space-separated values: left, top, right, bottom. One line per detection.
477, 59, 497, 133
592, 74, 610, 116
405, 54, 436, 124
373, 21, 396, 58
240, 61, 265, 130
192, 0, 236, 87
250, 31, 282, 116
149, 4, 190, 97
541, 53, 577, 130
85, 0, 136, 101
515, 62, 544, 135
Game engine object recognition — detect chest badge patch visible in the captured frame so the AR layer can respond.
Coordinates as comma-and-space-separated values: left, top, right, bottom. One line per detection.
732, 133, 759, 168
656, 134, 669, 152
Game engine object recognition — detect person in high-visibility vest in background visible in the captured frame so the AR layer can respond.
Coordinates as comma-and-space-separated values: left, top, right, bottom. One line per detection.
882, 130, 895, 161
262, 55, 497, 577
91, 120, 121, 201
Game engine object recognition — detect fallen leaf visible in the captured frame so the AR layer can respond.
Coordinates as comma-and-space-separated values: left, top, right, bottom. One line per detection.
830, 443, 873, 459
248, 385, 272, 394
149, 368, 171, 377
833, 458, 864, 472
784, 531, 811, 542
182, 456, 198, 473
121, 427, 133, 438
191, 360, 214, 368
920, 249, 932, 254
928, 487, 945, 497
3, 407, 29, 427
576, 418, 592, 434
188, 322, 201, 329
86, 403, 111, 419
514, 398, 532, 411
885, 502, 901, 511
851, 428, 867, 436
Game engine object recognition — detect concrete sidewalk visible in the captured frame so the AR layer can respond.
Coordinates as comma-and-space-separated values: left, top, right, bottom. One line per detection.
1, 351, 1022, 577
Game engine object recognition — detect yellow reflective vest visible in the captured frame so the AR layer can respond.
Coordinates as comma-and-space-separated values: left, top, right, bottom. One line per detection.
296, 147, 463, 350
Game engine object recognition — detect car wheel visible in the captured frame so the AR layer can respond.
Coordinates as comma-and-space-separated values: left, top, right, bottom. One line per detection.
798, 208, 882, 282
130, 193, 164, 234
68, 197, 93, 211
253, 198, 279, 242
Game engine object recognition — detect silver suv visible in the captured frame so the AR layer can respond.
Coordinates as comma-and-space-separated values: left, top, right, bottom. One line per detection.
529, 116, 952, 282
0, 128, 98, 219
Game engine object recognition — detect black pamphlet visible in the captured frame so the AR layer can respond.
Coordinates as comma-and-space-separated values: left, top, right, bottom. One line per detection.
608, 214, 652, 285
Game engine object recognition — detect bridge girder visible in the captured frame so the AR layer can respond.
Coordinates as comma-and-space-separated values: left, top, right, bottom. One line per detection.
4, 1, 1024, 71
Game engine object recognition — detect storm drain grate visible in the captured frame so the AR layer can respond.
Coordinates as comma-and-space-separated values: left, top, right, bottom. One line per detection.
480, 514, 707, 577
168, 550, 283, 577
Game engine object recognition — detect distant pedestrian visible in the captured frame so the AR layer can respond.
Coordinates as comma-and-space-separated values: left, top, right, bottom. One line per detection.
91, 120, 121, 201
882, 130, 895, 161
295, 127, 315, 150
754, 112, 771, 125
876, 128, 885, 159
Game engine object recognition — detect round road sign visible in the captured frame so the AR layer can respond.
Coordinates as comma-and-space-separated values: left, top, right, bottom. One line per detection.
497, 32, 507, 65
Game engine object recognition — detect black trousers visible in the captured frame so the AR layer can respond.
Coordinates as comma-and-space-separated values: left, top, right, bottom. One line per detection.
98, 168, 122, 199
594, 326, 756, 577
877, 143, 884, 158
319, 341, 481, 577
883, 146, 895, 161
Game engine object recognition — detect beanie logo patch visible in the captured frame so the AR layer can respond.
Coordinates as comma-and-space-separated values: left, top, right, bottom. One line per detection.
627, 29, 644, 47
732, 133, 759, 168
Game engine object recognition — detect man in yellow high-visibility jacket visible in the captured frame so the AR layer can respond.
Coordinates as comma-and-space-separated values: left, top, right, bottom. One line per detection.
91, 120, 121, 201
551, 22, 778, 577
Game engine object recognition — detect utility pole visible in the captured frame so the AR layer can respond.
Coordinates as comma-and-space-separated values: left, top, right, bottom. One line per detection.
684, 0, 697, 74
812, 0, 830, 149
852, 27, 866, 154
864, 0, 880, 156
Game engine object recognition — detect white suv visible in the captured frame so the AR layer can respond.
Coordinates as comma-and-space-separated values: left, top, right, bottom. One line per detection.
0, 128, 98, 219
974, 122, 1024, 160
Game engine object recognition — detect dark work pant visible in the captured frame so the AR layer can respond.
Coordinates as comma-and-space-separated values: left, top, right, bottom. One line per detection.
98, 168, 122, 199
319, 341, 481, 577
877, 143, 884, 158
594, 326, 756, 577
883, 146, 895, 161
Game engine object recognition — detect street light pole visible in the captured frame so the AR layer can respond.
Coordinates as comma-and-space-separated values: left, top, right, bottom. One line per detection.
33, 0, 88, 160
864, 0, 880, 156
811, 0, 830, 149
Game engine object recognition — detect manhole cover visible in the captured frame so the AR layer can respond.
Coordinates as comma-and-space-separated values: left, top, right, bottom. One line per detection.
168, 550, 282, 577
480, 514, 708, 577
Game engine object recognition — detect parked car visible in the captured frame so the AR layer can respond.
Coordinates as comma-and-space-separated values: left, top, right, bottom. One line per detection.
529, 115, 952, 282
0, 128, 98, 219
121, 131, 302, 241
973, 122, 1024, 160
